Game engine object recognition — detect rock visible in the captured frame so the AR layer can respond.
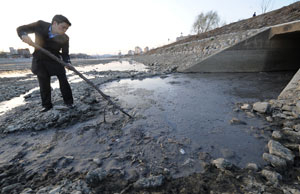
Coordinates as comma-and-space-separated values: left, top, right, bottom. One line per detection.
263, 153, 287, 168
229, 117, 247, 125
5, 125, 21, 133
125, 169, 139, 182
85, 168, 107, 186
294, 124, 300, 132
253, 102, 270, 113
282, 186, 300, 194
261, 169, 282, 184
179, 148, 185, 154
282, 143, 300, 151
266, 116, 273, 122
212, 158, 233, 170
272, 131, 283, 140
282, 105, 293, 111
241, 104, 251, 110
20, 188, 34, 194
182, 158, 195, 167
93, 158, 103, 166
282, 130, 300, 140
1, 183, 21, 193
283, 121, 294, 128
36, 187, 51, 194
245, 163, 259, 171
71, 191, 82, 194
246, 112, 256, 118
49, 186, 62, 194
295, 101, 300, 115
133, 175, 164, 189
198, 152, 211, 161
268, 140, 294, 163
283, 127, 293, 131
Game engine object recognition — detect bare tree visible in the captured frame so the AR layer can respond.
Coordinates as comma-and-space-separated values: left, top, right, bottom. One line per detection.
261, 0, 273, 14
192, 11, 220, 34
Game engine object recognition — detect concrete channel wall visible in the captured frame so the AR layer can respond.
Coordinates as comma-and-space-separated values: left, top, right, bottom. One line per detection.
135, 20, 300, 74
182, 20, 300, 72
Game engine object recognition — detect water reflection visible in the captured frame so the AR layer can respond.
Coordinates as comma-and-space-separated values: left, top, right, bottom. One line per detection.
0, 87, 38, 116
75, 60, 147, 72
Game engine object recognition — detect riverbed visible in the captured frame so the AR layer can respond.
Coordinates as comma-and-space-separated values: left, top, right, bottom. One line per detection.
0, 59, 296, 192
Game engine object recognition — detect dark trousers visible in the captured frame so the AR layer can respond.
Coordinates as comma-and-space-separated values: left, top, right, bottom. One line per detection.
37, 74, 73, 108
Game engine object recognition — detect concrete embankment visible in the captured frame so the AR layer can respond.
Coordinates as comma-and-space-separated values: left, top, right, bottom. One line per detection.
134, 20, 300, 73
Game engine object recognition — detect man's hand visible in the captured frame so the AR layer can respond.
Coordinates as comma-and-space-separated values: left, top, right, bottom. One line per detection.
21, 35, 34, 46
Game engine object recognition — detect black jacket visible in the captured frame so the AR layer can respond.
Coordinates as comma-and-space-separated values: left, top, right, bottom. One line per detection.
17, 20, 71, 76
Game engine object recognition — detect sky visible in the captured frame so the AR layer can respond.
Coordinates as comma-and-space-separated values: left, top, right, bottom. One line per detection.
0, 0, 298, 55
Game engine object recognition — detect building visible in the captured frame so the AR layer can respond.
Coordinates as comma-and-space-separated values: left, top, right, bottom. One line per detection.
127, 50, 134, 55
9, 47, 17, 55
17, 48, 31, 57
135, 46, 142, 55
144, 46, 149, 53
6, 47, 32, 58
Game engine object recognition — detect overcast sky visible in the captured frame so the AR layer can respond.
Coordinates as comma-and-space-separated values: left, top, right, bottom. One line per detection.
0, 0, 297, 55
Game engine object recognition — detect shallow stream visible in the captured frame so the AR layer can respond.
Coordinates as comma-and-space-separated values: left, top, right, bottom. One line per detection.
103, 71, 295, 168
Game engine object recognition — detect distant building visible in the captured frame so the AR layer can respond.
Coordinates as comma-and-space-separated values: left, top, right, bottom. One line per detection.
128, 50, 134, 55
17, 48, 31, 57
144, 47, 149, 53
0, 52, 7, 58
9, 47, 17, 55
6, 47, 32, 58
135, 46, 142, 55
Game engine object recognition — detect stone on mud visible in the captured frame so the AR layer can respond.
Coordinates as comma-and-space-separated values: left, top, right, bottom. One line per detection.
5, 125, 21, 133
20, 188, 34, 194
282, 130, 300, 141
253, 102, 270, 113
212, 158, 233, 170
229, 117, 247, 125
261, 169, 282, 184
295, 101, 300, 115
245, 163, 259, 171
241, 103, 251, 110
49, 186, 62, 194
271, 131, 283, 140
85, 168, 107, 186
268, 140, 294, 163
1, 183, 22, 193
133, 175, 164, 189
262, 153, 287, 168
282, 187, 300, 194
294, 124, 300, 132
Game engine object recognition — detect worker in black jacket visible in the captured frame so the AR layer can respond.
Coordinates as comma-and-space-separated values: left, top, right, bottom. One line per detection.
17, 15, 74, 112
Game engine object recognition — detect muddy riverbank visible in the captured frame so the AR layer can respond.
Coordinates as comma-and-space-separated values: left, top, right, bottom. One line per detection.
0, 58, 300, 193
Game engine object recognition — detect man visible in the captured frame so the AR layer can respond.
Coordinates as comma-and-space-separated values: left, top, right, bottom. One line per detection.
17, 15, 74, 112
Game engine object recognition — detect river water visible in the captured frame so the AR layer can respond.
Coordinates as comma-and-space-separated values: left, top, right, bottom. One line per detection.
103, 71, 295, 168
